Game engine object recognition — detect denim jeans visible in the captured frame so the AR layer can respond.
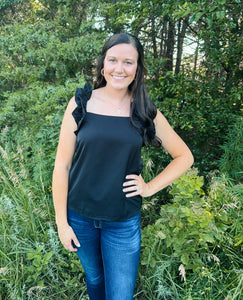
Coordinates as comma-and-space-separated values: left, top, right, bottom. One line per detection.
67, 208, 141, 300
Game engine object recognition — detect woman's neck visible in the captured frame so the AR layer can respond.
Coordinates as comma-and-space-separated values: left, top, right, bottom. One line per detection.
103, 85, 130, 104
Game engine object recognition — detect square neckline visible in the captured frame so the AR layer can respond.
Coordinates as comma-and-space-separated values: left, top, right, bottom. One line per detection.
86, 111, 130, 119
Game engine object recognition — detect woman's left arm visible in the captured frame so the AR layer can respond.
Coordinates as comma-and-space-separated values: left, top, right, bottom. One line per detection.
123, 110, 194, 198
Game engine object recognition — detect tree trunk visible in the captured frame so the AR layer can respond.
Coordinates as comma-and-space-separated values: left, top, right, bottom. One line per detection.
175, 17, 188, 74
151, 17, 158, 58
161, 19, 168, 57
159, 19, 167, 57
164, 19, 175, 72
193, 39, 199, 75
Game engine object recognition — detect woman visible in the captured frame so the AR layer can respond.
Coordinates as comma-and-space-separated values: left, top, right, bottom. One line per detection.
52, 33, 194, 300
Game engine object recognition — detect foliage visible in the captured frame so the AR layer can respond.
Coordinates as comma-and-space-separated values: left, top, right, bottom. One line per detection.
219, 116, 243, 183
0, 78, 88, 189
150, 71, 242, 174
0, 146, 88, 299
0, 0, 20, 10
0, 21, 106, 94
0, 0, 242, 299
140, 168, 243, 299
173, 0, 243, 90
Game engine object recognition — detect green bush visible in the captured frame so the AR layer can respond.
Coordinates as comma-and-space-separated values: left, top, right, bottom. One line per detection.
149, 72, 242, 175
0, 78, 87, 188
0, 21, 106, 93
219, 116, 243, 183
140, 168, 243, 299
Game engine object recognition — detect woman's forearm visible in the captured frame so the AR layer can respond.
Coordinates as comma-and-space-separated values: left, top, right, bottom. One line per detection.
147, 152, 194, 196
52, 165, 70, 227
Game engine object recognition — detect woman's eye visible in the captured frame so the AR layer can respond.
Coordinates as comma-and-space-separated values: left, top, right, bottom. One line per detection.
125, 61, 132, 65
109, 59, 115, 62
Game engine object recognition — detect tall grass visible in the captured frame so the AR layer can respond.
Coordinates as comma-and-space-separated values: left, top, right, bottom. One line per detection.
0, 145, 87, 299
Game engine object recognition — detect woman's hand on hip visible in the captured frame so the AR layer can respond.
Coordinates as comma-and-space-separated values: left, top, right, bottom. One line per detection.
123, 174, 152, 198
57, 224, 81, 252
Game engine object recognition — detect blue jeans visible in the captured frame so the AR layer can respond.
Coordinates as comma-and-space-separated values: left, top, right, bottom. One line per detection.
67, 209, 141, 300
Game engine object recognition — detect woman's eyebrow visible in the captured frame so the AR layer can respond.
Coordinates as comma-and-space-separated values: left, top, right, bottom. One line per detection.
107, 55, 135, 60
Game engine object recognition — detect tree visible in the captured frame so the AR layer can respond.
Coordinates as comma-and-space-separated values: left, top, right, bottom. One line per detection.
173, 0, 242, 94
0, 0, 37, 25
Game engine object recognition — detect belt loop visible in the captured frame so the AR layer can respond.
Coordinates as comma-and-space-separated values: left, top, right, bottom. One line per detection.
94, 220, 102, 229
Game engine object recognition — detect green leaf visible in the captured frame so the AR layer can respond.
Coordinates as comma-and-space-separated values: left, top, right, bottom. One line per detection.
216, 11, 225, 19
181, 253, 189, 265
43, 251, 53, 263
206, 16, 213, 27
36, 245, 44, 253
191, 12, 205, 23
201, 234, 215, 243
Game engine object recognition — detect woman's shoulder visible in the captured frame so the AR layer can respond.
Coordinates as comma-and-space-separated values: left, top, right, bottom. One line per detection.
68, 96, 76, 108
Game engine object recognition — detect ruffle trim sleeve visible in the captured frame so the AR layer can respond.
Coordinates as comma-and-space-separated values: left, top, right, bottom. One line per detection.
72, 83, 92, 135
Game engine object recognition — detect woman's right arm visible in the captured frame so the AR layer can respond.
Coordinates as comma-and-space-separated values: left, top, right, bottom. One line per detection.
52, 97, 80, 251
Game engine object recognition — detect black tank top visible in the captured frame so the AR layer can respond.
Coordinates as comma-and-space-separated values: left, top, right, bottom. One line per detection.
67, 84, 143, 221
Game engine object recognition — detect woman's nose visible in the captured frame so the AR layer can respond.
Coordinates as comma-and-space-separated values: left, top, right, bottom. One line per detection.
115, 62, 123, 73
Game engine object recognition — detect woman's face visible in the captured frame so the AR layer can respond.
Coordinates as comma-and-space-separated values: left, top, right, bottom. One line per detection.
103, 43, 138, 91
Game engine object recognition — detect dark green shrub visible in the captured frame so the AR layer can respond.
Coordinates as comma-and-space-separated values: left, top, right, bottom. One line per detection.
149, 72, 242, 175
219, 116, 243, 183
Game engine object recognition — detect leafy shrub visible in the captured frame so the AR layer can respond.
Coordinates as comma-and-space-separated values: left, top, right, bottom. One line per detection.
149, 72, 242, 175
140, 168, 243, 299
0, 78, 87, 188
0, 21, 106, 93
219, 116, 243, 183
